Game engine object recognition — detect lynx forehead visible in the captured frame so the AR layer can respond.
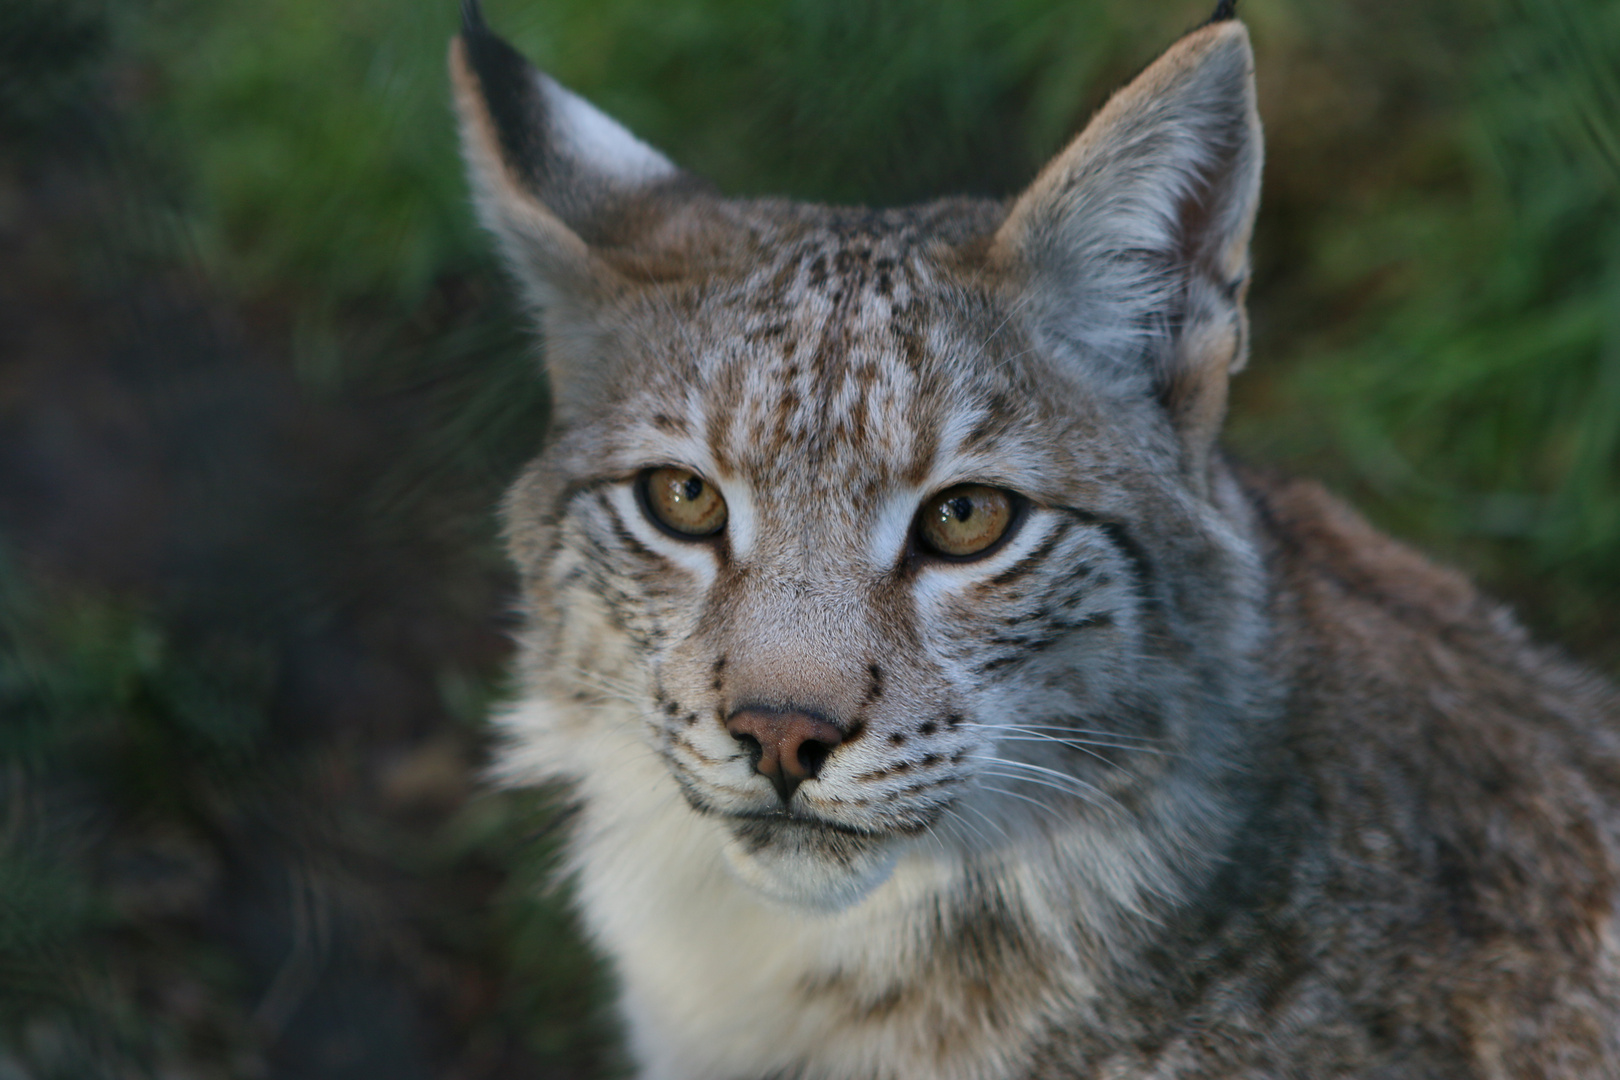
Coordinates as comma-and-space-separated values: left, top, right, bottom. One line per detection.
632, 215, 1013, 512
452, 1, 1620, 1077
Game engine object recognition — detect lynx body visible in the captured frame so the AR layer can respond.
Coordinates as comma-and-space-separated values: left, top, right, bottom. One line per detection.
451, 4, 1620, 1077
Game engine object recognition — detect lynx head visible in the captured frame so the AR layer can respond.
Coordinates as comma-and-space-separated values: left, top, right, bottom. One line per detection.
453, 2, 1268, 912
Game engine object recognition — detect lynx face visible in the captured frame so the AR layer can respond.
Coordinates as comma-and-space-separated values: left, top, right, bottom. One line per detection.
455, 6, 1266, 911
514, 232, 1216, 908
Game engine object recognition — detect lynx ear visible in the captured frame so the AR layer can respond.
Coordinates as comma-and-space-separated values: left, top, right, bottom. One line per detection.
993, 16, 1262, 463
450, 2, 707, 416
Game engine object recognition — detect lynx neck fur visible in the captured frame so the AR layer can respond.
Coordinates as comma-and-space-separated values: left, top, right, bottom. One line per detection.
450, 2, 1620, 1076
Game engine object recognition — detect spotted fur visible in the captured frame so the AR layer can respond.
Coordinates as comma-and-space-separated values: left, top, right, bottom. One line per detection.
452, 4, 1620, 1077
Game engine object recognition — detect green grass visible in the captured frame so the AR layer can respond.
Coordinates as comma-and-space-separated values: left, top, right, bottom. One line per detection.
1229, 0, 1620, 658
3, 0, 1617, 1073
0, 555, 265, 1074
125, 0, 1617, 652
126, 0, 1207, 308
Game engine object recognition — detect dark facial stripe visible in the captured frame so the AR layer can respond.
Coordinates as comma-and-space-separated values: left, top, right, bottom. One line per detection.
1055, 505, 1155, 607
550, 474, 617, 528
597, 490, 662, 563
987, 519, 1076, 588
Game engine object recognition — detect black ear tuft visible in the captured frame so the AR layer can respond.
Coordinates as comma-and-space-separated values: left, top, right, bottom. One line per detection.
1207, 0, 1238, 23
457, 3, 552, 194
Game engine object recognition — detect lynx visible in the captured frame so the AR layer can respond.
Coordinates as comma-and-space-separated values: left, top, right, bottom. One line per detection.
449, 2, 1620, 1076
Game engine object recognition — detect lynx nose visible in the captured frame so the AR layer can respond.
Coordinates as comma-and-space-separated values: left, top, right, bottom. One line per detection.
725, 707, 845, 805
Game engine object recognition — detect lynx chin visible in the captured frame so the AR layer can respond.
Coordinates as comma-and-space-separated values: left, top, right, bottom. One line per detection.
450, 1, 1620, 1076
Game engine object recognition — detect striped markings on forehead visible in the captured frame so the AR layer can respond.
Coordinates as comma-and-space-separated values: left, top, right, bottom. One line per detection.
607, 231, 1051, 548
698, 240, 955, 486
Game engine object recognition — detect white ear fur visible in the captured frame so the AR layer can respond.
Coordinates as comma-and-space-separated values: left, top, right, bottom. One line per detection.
536, 74, 675, 189
449, 5, 694, 422
994, 20, 1263, 410
449, 9, 679, 302
450, 49, 586, 301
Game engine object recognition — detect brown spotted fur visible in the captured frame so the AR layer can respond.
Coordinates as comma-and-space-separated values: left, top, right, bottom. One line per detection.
450, 4, 1620, 1077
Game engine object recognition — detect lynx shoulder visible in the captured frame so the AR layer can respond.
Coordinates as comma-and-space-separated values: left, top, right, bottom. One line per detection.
449, 2, 1620, 1077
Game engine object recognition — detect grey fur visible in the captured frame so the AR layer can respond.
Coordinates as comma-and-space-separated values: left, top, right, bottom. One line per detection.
450, 13, 1620, 1079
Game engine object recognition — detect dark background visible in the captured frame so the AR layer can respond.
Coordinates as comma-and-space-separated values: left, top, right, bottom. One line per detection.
2, 0, 1617, 1076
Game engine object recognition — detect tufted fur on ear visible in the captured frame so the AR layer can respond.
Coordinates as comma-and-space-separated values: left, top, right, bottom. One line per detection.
993, 17, 1262, 474
449, 0, 715, 422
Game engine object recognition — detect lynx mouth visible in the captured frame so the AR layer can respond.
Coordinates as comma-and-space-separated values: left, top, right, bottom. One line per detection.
666, 765, 950, 852
720, 808, 886, 840
716, 809, 905, 910
676, 779, 944, 841
724, 813, 882, 853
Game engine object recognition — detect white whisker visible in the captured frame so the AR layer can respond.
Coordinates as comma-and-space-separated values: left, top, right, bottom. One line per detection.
994, 735, 1139, 771
973, 784, 1071, 826
938, 804, 997, 850
981, 755, 1117, 793
976, 758, 1128, 820
558, 662, 648, 707
977, 769, 1115, 808
965, 291, 1038, 375
997, 732, 1164, 750
996, 723, 1166, 744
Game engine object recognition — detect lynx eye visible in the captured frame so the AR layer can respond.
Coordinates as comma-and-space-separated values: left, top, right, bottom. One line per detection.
639, 467, 728, 538
915, 484, 1017, 559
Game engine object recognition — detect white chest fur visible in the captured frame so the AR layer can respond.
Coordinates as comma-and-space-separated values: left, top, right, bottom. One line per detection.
499, 692, 1089, 1080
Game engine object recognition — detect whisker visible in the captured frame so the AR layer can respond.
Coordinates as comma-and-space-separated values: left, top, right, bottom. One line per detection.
957, 800, 1013, 845
967, 291, 1039, 376
993, 735, 1140, 771
976, 760, 1127, 820
994, 730, 1158, 748
994, 734, 1174, 765
921, 812, 958, 858
997, 728, 1171, 755
997, 732, 1164, 749
996, 723, 1166, 745
977, 769, 1115, 808
981, 755, 1118, 794
558, 663, 648, 706
989, 342, 1043, 376
938, 804, 997, 851
973, 784, 1072, 825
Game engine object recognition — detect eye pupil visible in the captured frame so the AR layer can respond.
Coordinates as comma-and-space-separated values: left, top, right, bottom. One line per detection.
916, 484, 1017, 559
640, 467, 728, 539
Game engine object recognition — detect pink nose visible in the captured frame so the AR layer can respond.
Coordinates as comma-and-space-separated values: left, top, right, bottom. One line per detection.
725, 708, 846, 804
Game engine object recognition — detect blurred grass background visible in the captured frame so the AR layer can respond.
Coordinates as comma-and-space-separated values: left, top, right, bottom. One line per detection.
1, 0, 1616, 1075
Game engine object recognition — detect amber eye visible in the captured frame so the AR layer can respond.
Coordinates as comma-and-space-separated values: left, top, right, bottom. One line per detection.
639, 467, 728, 538
915, 484, 1016, 559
